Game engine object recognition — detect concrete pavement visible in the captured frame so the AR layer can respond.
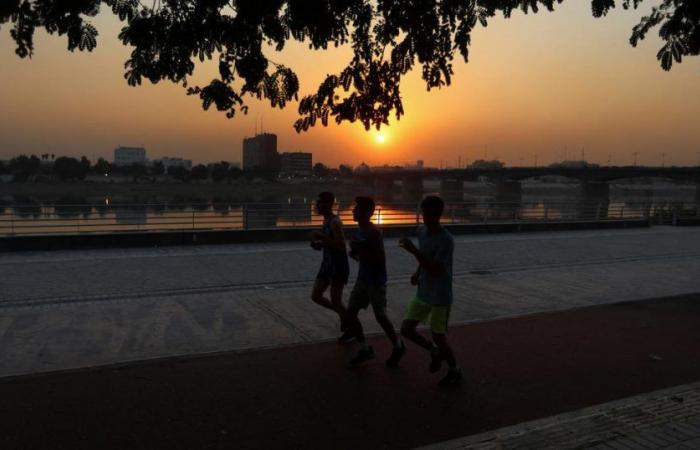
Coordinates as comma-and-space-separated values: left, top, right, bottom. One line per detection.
421, 381, 700, 450
1, 226, 700, 377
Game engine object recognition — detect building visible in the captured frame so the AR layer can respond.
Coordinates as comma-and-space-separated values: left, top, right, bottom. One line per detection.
242, 133, 278, 171
280, 152, 312, 177
404, 160, 425, 170
159, 157, 192, 171
114, 146, 147, 166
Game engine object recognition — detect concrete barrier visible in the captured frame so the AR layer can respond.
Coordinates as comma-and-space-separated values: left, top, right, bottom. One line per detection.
0, 219, 650, 252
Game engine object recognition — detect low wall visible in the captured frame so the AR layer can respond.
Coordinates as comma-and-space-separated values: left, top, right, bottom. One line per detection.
0, 219, 650, 252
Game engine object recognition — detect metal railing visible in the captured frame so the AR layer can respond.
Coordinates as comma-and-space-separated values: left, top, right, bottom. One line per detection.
0, 200, 692, 237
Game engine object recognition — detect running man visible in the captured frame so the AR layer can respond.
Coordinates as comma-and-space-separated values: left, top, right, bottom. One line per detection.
345, 197, 405, 367
398, 195, 462, 386
310, 191, 353, 343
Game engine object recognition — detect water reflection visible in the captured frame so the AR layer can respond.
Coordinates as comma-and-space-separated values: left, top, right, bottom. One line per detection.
0, 188, 695, 235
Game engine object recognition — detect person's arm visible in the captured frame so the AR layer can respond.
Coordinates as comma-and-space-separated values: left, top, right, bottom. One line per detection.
356, 231, 385, 264
410, 267, 420, 285
313, 218, 346, 250
398, 237, 445, 276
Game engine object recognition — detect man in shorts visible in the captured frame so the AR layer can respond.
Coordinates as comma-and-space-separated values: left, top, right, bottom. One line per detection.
345, 197, 405, 366
310, 191, 353, 343
399, 195, 462, 386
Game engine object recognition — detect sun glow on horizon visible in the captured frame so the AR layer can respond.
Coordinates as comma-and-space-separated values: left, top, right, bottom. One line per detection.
374, 131, 387, 145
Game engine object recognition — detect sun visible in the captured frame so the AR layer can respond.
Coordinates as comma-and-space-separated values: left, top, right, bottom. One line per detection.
375, 132, 387, 144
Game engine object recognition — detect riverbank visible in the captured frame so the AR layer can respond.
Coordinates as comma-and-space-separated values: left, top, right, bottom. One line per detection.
0, 180, 375, 204
0, 180, 696, 205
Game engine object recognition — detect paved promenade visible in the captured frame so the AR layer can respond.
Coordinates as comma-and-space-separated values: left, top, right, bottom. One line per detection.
1, 294, 699, 449
1, 226, 700, 377
423, 381, 700, 450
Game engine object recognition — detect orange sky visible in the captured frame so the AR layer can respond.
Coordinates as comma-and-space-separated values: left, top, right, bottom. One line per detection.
1, 2, 699, 167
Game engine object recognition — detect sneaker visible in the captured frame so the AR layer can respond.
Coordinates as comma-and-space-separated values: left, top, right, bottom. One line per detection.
438, 368, 463, 387
429, 347, 443, 373
385, 341, 406, 367
337, 329, 356, 344
349, 346, 375, 366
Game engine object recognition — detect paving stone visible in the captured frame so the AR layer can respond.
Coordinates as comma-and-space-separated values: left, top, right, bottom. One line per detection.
424, 383, 700, 450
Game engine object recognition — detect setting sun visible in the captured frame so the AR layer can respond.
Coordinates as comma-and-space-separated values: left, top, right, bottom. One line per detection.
375, 132, 387, 145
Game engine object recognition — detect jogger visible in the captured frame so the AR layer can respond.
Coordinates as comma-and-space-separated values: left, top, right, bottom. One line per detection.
399, 195, 462, 386
310, 191, 353, 343
344, 197, 405, 367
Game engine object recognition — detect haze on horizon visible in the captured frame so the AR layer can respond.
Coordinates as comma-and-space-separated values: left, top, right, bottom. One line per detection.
1, 2, 699, 168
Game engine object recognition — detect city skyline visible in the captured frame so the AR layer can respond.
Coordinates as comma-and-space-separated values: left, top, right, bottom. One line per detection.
2, 2, 700, 167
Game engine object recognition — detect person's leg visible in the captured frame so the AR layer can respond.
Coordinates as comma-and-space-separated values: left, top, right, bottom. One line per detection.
400, 319, 432, 351
346, 305, 365, 344
347, 286, 374, 365
311, 278, 335, 311
431, 333, 456, 368
369, 286, 399, 345
429, 306, 462, 385
375, 314, 399, 345
329, 282, 347, 321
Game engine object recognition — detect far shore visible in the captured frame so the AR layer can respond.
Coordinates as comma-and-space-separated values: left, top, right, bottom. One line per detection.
0, 180, 695, 205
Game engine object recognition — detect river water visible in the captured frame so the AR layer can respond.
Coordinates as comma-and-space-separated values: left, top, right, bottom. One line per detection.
0, 181, 697, 235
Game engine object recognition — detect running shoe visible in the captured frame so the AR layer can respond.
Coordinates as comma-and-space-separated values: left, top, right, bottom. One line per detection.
438, 368, 463, 387
385, 341, 406, 367
429, 347, 443, 373
349, 346, 375, 366
337, 329, 356, 344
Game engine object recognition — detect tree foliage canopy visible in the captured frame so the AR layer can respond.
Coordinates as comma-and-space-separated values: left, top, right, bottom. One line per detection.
2, 1, 698, 131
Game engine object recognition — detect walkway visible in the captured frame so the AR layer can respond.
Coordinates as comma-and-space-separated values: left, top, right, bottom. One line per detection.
1, 226, 700, 376
423, 383, 700, 450
1, 294, 699, 449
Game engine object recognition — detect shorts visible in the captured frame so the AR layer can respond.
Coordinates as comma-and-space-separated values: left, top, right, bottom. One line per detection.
404, 296, 451, 334
348, 280, 388, 316
316, 265, 349, 286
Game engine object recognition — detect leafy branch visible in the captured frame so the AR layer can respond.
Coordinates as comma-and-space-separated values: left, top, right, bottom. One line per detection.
2, 1, 698, 132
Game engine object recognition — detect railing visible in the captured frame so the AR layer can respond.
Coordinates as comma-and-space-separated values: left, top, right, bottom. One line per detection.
0, 200, 692, 237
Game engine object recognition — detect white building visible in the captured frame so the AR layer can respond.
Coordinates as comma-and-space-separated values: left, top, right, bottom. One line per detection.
159, 157, 192, 170
114, 146, 147, 166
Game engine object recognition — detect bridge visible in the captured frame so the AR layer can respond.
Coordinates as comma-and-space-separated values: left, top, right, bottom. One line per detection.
370, 166, 700, 202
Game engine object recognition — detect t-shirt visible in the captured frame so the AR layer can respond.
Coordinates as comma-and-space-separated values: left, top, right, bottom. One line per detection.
320, 214, 349, 273
416, 225, 454, 306
352, 223, 387, 286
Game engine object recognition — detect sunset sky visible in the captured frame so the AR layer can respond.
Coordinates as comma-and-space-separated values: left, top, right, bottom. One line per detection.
1, 2, 699, 168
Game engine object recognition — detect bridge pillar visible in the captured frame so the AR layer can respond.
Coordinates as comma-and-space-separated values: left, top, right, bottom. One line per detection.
401, 174, 423, 201
495, 181, 522, 201
579, 181, 610, 219
440, 179, 463, 202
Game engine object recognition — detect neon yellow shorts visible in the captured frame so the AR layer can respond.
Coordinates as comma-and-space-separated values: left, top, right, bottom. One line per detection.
404, 296, 451, 334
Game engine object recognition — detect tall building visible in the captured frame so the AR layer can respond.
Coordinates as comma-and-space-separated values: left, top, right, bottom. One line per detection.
280, 152, 312, 176
114, 146, 147, 166
242, 133, 278, 171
